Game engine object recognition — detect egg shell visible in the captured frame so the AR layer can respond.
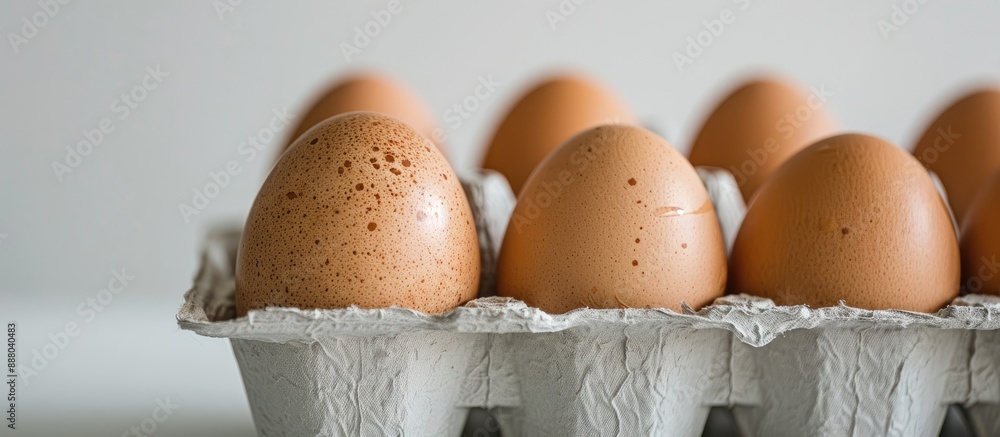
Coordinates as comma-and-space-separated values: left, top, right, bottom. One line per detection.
236, 112, 479, 316
496, 125, 727, 314
914, 88, 1000, 224
960, 170, 1000, 295
282, 73, 440, 153
729, 133, 959, 312
481, 75, 636, 194
688, 78, 836, 203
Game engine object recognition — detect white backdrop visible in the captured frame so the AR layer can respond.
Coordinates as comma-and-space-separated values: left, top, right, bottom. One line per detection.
1, 1, 998, 435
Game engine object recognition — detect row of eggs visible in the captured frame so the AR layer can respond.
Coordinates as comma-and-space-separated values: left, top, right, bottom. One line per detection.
234, 72, 1000, 316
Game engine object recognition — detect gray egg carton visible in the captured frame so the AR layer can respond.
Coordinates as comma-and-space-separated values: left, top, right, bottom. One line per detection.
177, 169, 1000, 437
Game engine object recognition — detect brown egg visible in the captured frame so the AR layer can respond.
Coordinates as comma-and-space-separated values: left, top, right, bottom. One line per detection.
688, 78, 836, 203
959, 171, 1000, 295
729, 134, 959, 312
236, 112, 479, 316
913, 88, 1000, 224
496, 125, 727, 313
282, 73, 440, 153
481, 75, 636, 194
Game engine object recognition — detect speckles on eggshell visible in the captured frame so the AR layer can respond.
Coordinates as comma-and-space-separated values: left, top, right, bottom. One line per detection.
234, 112, 480, 316
495, 124, 726, 314
727, 133, 957, 312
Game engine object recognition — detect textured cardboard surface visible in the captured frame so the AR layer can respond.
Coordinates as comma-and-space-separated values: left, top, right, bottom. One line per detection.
177, 170, 1000, 437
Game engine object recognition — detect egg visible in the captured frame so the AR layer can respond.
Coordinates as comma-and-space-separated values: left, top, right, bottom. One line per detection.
959, 170, 1000, 295
283, 73, 440, 153
236, 112, 479, 316
729, 134, 959, 312
496, 125, 727, 313
688, 78, 836, 203
481, 75, 636, 193
913, 88, 1000, 224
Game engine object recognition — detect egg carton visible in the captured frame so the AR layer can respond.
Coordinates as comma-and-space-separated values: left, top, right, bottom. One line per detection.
178, 169, 1000, 437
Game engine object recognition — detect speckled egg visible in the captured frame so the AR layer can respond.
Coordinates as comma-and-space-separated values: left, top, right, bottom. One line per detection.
496, 125, 727, 314
236, 112, 479, 316
282, 73, 440, 153
913, 88, 1000, 224
959, 170, 1000, 295
729, 134, 960, 312
688, 78, 836, 204
481, 75, 636, 194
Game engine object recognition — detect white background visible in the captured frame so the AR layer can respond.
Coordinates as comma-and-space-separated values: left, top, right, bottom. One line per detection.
1, 1, 998, 435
